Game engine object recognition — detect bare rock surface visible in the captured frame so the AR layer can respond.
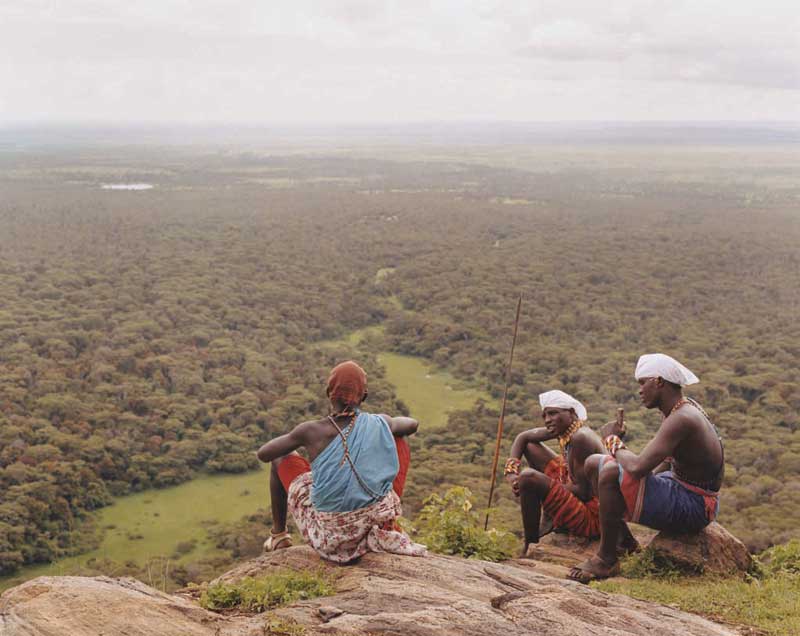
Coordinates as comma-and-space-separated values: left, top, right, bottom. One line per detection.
1, 546, 739, 636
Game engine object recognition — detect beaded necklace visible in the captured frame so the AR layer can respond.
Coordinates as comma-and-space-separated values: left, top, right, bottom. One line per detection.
557, 420, 583, 484
666, 397, 690, 418
327, 409, 358, 467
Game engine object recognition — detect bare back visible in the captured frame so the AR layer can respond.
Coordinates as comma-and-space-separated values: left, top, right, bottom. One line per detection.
295, 416, 347, 463
670, 404, 724, 490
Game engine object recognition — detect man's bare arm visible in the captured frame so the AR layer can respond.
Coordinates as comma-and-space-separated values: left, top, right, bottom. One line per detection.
379, 415, 418, 437
614, 415, 688, 479
569, 431, 603, 501
256, 423, 309, 463
509, 428, 555, 459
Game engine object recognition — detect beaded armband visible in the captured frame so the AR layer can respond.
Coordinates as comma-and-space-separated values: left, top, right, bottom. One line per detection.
604, 435, 626, 458
504, 457, 522, 476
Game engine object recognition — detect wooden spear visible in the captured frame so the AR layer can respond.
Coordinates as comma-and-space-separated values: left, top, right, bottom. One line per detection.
484, 294, 523, 531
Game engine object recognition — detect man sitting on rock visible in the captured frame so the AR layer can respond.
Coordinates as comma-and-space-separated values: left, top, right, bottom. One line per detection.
505, 390, 609, 555
256, 360, 425, 563
569, 353, 724, 583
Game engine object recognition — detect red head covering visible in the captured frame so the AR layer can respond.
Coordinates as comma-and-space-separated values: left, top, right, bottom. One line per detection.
326, 361, 367, 408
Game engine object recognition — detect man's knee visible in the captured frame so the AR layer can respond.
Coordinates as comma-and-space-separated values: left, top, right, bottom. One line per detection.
518, 469, 551, 496
584, 453, 605, 481
598, 459, 621, 489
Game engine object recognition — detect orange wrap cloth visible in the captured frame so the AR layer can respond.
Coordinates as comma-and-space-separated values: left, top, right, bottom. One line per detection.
326, 361, 367, 407
541, 456, 601, 538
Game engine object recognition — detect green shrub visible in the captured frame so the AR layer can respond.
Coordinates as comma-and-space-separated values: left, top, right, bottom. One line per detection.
199, 570, 334, 613
619, 547, 701, 580
755, 539, 800, 579
413, 487, 516, 562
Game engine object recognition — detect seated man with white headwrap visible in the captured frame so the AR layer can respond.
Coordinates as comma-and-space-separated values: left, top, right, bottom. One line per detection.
568, 353, 724, 583
504, 390, 608, 555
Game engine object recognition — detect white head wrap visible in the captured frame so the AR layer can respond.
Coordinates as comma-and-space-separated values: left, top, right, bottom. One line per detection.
635, 353, 699, 386
539, 390, 587, 421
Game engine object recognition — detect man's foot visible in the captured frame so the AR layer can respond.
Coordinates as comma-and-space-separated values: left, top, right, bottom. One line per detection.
567, 555, 620, 584
263, 530, 293, 552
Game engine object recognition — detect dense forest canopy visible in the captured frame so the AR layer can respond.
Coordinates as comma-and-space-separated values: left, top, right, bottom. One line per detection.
0, 141, 798, 577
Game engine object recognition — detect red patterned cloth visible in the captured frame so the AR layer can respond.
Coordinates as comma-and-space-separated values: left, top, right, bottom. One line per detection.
541, 456, 601, 538
275, 436, 423, 563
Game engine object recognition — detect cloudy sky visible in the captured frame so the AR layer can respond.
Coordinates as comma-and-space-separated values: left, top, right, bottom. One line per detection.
2, 1, 798, 124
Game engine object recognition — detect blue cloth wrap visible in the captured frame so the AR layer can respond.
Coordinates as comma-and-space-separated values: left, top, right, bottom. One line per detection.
311, 412, 399, 513
632, 471, 716, 533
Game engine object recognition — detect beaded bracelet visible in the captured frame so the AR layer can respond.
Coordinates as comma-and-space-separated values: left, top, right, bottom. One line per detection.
604, 435, 627, 458
504, 457, 521, 476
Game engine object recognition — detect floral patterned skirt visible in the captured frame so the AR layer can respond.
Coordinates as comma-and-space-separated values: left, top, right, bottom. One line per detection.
287, 472, 427, 563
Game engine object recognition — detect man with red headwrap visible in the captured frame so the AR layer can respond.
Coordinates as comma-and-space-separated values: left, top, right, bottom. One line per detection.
256, 361, 425, 563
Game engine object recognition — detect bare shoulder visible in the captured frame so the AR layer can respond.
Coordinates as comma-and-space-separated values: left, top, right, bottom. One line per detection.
660, 406, 702, 438
292, 417, 329, 439
571, 426, 604, 454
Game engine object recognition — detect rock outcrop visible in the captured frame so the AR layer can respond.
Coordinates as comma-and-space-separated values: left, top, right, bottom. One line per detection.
531, 522, 752, 577
649, 522, 753, 576
1, 546, 738, 636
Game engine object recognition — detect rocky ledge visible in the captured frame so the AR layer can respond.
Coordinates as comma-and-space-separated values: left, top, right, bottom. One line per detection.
1, 543, 739, 636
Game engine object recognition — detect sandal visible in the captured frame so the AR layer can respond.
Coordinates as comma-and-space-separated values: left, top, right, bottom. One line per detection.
567, 556, 621, 584
263, 530, 293, 552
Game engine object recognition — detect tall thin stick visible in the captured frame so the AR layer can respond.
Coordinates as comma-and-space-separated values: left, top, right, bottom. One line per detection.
484, 294, 523, 531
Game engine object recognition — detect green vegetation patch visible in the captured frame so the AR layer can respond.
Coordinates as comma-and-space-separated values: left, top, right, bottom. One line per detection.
199, 570, 335, 613
595, 574, 800, 636
755, 539, 800, 579
618, 547, 703, 579
413, 487, 516, 562
595, 541, 800, 635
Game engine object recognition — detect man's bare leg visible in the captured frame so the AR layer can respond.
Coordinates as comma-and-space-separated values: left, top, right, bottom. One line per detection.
269, 458, 289, 535
518, 470, 553, 553
583, 454, 639, 556
522, 441, 557, 473
569, 459, 626, 582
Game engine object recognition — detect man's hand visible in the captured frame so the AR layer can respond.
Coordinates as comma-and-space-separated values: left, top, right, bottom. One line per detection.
506, 474, 521, 498
599, 417, 626, 440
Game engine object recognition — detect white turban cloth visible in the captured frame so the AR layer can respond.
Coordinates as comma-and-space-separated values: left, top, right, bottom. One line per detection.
635, 353, 699, 386
539, 390, 588, 422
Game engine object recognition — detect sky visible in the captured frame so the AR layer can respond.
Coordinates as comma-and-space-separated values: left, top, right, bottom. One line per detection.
2, 1, 799, 125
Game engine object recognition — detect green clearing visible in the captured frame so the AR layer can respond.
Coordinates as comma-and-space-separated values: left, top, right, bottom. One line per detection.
332, 324, 491, 429
0, 469, 269, 592
378, 352, 489, 429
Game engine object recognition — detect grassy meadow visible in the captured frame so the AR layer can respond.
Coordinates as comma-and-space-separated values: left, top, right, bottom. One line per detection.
0, 469, 268, 591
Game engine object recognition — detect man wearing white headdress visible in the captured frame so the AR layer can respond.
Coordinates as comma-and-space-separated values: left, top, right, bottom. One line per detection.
569, 354, 724, 583
504, 389, 605, 554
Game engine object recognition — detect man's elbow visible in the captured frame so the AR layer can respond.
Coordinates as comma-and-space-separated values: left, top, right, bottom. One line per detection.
626, 462, 650, 480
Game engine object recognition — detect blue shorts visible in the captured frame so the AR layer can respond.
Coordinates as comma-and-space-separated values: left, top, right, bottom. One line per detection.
612, 462, 718, 533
